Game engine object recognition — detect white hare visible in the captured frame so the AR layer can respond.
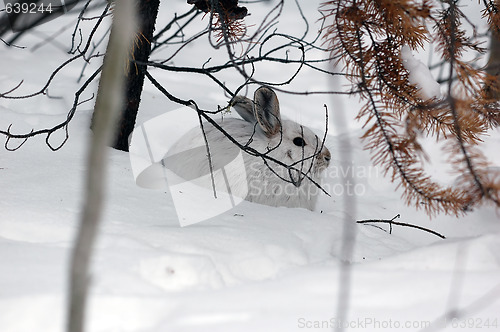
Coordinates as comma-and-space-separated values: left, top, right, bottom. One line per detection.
163, 86, 331, 210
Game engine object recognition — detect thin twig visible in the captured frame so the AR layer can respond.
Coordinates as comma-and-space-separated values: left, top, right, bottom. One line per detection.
357, 214, 446, 239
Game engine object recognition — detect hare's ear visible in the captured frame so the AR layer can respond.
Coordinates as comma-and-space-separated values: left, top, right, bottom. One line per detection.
253, 86, 281, 137
231, 95, 256, 124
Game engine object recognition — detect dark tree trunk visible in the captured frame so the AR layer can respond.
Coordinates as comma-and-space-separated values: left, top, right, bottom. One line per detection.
112, 0, 161, 151
485, 31, 500, 101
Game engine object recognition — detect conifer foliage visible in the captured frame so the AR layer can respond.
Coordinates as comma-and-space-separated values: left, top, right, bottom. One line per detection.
322, 0, 500, 215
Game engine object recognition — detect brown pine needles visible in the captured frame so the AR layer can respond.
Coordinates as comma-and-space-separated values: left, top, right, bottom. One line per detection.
322, 0, 500, 216
188, 0, 249, 43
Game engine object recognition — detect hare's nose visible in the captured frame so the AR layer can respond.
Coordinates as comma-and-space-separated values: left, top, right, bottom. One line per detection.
323, 149, 331, 163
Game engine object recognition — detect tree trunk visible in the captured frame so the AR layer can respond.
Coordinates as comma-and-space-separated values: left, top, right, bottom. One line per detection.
67, 1, 137, 331
112, 0, 161, 151
485, 18, 500, 101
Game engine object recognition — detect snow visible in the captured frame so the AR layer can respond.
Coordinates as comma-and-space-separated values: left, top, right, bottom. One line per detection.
401, 45, 442, 100
1, 1, 500, 332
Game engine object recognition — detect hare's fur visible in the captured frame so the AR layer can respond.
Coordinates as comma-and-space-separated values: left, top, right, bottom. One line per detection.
164, 87, 330, 210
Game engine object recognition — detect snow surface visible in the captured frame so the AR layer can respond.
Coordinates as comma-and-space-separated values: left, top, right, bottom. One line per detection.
401, 45, 442, 100
1, 1, 500, 332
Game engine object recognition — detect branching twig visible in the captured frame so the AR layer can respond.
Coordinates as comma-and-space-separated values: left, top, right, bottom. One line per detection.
357, 214, 446, 239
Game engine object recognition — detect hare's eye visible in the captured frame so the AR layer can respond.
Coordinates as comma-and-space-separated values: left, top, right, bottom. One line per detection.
293, 137, 306, 147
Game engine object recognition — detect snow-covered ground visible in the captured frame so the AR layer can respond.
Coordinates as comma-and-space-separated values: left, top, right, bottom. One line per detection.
1, 1, 499, 331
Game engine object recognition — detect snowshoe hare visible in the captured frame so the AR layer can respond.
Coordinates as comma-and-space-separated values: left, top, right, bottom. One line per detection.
163, 86, 331, 210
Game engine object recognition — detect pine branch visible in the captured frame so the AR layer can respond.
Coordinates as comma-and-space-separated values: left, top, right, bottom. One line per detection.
322, 0, 500, 216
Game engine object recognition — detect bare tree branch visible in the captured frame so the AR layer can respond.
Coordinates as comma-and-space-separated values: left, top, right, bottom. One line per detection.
356, 214, 446, 239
